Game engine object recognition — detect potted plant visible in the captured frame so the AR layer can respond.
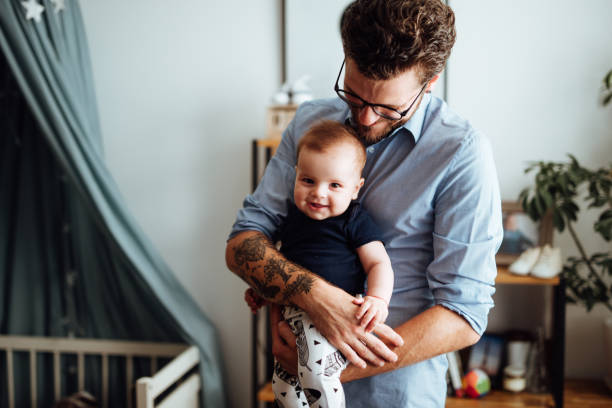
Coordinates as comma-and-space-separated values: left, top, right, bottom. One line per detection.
518, 68, 612, 387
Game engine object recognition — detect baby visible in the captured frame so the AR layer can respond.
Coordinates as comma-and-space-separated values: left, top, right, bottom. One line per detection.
245, 120, 394, 408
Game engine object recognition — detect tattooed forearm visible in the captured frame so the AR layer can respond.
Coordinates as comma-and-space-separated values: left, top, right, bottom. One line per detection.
233, 235, 272, 265
282, 273, 315, 303
264, 258, 292, 283
251, 276, 281, 299
228, 231, 317, 304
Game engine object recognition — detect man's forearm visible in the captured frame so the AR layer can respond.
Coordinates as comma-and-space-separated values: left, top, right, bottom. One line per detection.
226, 230, 319, 304
341, 305, 480, 382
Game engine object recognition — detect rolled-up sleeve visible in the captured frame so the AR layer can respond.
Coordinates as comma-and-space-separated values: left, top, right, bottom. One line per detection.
427, 131, 503, 335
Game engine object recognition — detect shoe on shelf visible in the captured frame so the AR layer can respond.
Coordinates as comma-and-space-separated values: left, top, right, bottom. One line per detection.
531, 245, 563, 279
508, 247, 541, 275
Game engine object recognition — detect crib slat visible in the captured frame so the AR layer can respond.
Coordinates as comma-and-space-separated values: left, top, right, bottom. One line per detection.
30, 350, 37, 408
102, 353, 108, 408
53, 351, 61, 402
151, 356, 157, 374
78, 352, 85, 390
126, 356, 134, 408
7, 349, 14, 408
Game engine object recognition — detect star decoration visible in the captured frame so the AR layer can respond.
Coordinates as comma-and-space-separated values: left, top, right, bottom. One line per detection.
50, 0, 65, 13
21, 0, 45, 22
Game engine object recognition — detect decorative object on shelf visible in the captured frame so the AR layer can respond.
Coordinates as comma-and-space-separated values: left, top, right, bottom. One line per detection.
290, 75, 313, 105
270, 75, 313, 106
508, 244, 563, 278
525, 327, 549, 393
502, 365, 526, 393
497, 201, 553, 266
462, 368, 491, 398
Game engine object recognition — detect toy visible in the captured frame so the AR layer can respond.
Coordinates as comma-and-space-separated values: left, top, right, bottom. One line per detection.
462, 368, 491, 398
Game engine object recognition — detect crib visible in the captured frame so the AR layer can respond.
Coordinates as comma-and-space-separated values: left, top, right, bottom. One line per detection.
0, 335, 201, 408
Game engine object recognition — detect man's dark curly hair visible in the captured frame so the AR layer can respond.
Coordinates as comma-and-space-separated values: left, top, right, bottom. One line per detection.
340, 0, 456, 83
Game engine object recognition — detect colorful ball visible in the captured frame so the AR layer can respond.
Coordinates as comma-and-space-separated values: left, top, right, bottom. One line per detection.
462, 368, 491, 398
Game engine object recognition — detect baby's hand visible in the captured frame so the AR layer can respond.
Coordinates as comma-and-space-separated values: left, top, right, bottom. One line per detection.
353, 295, 389, 333
244, 288, 267, 314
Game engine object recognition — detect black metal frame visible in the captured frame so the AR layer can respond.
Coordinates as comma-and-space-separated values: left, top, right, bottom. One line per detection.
552, 278, 566, 407
251, 140, 274, 408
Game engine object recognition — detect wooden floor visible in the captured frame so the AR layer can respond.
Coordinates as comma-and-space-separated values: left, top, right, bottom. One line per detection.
258, 379, 612, 407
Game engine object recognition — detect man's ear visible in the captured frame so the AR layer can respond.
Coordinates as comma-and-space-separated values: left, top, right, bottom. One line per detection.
352, 178, 365, 199
425, 73, 441, 93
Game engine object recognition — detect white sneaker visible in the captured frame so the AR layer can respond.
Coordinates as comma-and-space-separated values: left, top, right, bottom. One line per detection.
531, 245, 563, 279
508, 247, 541, 275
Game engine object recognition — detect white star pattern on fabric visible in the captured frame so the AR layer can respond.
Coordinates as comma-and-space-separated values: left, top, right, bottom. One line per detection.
50, 0, 65, 13
21, 0, 45, 22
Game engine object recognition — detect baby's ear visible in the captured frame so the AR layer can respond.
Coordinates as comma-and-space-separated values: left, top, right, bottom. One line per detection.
352, 178, 365, 199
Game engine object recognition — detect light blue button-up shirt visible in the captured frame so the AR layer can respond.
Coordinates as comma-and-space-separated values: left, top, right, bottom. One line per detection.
230, 94, 503, 407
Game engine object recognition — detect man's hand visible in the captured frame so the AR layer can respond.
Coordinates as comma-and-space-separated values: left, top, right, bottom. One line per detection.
353, 295, 389, 333
270, 305, 298, 376
293, 281, 403, 369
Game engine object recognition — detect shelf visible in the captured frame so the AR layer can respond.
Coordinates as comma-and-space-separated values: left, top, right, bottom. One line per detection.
257, 381, 274, 403
495, 267, 560, 286
256, 138, 282, 149
446, 389, 553, 407
258, 380, 611, 407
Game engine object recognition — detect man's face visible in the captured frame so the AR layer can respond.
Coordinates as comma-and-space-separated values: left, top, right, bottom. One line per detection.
343, 58, 429, 145
293, 145, 364, 221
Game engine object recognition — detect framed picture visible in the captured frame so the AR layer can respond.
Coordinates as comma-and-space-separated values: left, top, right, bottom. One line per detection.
496, 201, 553, 266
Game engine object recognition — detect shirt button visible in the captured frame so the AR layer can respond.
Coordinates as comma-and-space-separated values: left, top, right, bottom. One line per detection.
367, 147, 375, 153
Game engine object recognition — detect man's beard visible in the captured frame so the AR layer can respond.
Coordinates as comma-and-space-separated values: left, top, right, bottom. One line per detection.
352, 118, 407, 146
348, 92, 426, 146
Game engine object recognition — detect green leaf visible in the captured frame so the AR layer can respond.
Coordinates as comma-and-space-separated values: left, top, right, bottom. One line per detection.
552, 208, 566, 232
594, 210, 612, 241
605, 69, 612, 90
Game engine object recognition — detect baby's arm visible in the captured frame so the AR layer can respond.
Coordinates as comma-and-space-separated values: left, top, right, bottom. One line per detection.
355, 241, 394, 332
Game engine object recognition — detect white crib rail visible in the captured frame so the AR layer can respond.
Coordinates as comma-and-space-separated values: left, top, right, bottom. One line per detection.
0, 335, 190, 408
136, 346, 200, 408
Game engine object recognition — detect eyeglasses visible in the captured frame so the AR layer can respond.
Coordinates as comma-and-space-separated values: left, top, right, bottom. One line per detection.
334, 60, 428, 121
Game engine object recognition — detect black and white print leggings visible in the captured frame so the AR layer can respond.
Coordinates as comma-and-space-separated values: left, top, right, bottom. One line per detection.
272, 305, 348, 408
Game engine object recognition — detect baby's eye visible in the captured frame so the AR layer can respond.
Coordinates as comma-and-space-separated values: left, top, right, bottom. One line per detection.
330, 182, 342, 189
301, 178, 314, 184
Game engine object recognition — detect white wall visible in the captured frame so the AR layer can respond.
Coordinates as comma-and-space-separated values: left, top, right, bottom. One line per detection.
447, 0, 612, 378
79, 2, 281, 407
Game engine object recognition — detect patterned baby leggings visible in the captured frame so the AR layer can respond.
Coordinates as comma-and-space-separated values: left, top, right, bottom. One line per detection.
272, 305, 348, 408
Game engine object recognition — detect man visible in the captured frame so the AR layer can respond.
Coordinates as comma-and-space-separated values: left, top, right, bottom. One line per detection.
226, 0, 503, 406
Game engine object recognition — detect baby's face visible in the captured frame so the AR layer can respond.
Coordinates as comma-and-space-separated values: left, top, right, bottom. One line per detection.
294, 145, 364, 220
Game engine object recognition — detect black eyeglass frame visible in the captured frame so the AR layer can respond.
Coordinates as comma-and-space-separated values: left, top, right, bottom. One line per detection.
333, 60, 428, 121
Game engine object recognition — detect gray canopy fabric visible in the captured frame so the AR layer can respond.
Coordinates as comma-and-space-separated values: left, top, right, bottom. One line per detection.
0, 2, 227, 407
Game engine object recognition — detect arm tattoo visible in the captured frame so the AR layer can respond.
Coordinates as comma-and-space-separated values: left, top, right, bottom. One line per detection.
233, 235, 270, 265
282, 273, 315, 303
264, 258, 292, 283
233, 233, 316, 303
250, 276, 280, 299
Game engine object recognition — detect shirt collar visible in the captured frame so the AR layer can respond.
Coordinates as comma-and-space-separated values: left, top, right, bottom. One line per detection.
343, 92, 431, 145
